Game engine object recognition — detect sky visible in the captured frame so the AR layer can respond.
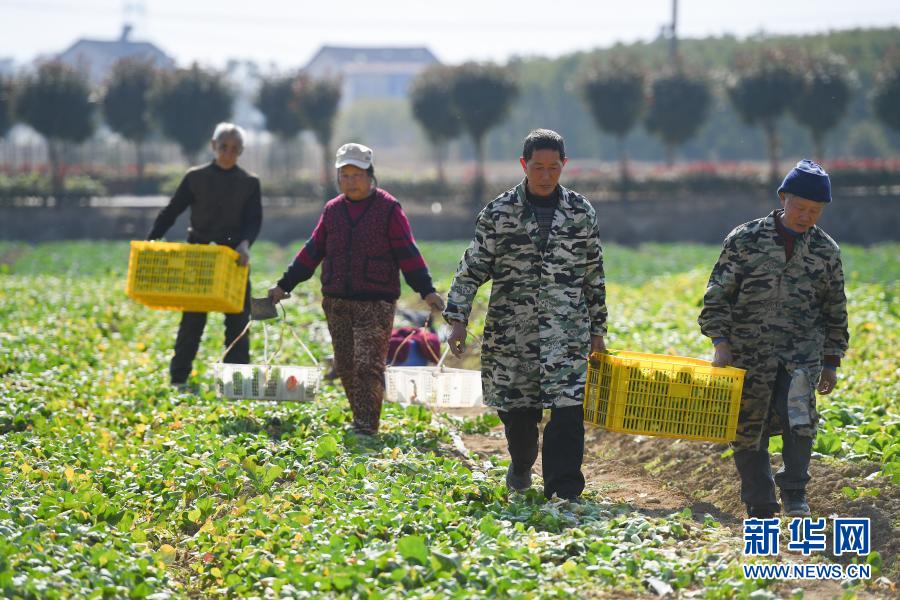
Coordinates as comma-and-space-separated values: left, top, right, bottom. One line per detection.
2, 0, 899, 70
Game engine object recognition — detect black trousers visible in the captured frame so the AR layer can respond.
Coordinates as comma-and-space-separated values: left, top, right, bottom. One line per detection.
169, 279, 252, 384
733, 366, 813, 512
498, 405, 586, 499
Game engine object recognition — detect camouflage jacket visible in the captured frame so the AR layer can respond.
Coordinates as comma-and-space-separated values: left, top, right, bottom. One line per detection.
698, 210, 850, 450
443, 180, 607, 410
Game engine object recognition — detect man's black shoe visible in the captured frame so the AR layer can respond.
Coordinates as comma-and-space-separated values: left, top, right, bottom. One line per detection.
505, 464, 532, 492
781, 489, 810, 517
747, 504, 778, 519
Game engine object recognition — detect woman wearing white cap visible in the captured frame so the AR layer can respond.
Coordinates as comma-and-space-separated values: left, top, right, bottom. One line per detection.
268, 143, 445, 435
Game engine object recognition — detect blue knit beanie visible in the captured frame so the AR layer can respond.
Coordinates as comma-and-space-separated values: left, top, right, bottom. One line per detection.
777, 159, 832, 203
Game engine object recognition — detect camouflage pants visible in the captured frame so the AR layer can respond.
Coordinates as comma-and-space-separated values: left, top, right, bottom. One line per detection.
322, 297, 395, 433
733, 366, 813, 512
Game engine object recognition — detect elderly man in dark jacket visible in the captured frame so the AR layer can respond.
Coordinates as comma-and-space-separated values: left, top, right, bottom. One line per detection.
147, 122, 262, 387
699, 160, 849, 518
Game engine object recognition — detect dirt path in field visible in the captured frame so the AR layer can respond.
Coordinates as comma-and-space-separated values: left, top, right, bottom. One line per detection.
584, 430, 899, 577
443, 411, 897, 599
459, 421, 732, 524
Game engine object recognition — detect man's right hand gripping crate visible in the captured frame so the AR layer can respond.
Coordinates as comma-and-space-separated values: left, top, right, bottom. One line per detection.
583, 351, 745, 443
126, 241, 248, 313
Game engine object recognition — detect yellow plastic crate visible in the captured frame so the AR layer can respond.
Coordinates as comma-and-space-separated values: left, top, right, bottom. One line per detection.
125, 241, 248, 313
583, 351, 745, 443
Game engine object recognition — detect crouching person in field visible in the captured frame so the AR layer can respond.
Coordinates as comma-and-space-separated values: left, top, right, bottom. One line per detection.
268, 143, 444, 435
147, 122, 262, 388
698, 160, 849, 518
444, 129, 607, 501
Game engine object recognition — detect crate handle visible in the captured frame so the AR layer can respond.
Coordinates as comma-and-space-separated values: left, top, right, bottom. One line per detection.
219, 303, 319, 367
436, 325, 482, 371
221, 320, 253, 364
389, 315, 444, 366
388, 328, 418, 366
436, 347, 451, 369
261, 320, 282, 366
283, 318, 319, 366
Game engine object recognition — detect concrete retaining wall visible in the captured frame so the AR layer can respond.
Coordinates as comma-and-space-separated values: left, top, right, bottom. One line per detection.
1, 191, 897, 245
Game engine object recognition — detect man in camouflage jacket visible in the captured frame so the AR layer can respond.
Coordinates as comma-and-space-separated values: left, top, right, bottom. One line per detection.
699, 160, 849, 518
444, 129, 607, 501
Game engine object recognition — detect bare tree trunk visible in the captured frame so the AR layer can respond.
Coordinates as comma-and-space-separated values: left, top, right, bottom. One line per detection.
320, 138, 335, 198
294, 136, 304, 173
284, 137, 293, 179
135, 139, 145, 183
434, 141, 446, 184
763, 119, 780, 183
473, 135, 485, 185
266, 140, 276, 180
47, 139, 64, 206
813, 131, 825, 164
618, 136, 628, 181
618, 135, 630, 202
287, 136, 304, 179
471, 135, 486, 209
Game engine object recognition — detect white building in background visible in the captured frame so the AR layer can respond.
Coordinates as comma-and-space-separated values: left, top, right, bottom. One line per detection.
304, 46, 440, 105
56, 25, 175, 84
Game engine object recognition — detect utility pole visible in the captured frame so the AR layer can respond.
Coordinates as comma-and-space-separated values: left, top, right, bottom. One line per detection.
670, 0, 679, 68
122, 0, 148, 39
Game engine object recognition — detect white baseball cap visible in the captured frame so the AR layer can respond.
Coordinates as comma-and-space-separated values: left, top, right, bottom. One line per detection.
335, 143, 374, 170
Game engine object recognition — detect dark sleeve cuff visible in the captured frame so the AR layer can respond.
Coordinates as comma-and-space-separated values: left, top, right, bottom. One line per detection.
277, 263, 314, 293
442, 304, 467, 326
403, 269, 436, 300
712, 337, 729, 346
418, 283, 437, 300
823, 355, 841, 369
276, 277, 296, 293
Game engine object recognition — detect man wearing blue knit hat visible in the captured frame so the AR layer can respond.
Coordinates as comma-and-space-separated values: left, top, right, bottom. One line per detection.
698, 159, 849, 518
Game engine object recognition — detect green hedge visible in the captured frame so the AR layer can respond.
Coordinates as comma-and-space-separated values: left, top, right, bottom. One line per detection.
2, 162, 899, 201
0, 172, 106, 199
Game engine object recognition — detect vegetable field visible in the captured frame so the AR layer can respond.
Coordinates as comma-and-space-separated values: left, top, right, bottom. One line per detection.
0, 240, 896, 598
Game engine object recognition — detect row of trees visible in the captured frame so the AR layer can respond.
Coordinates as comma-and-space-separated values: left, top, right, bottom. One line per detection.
725, 50, 856, 180
0, 60, 235, 195
489, 29, 900, 170
410, 63, 517, 185
1, 46, 899, 197
408, 50, 900, 185
0, 60, 344, 196
873, 54, 900, 142
254, 74, 341, 190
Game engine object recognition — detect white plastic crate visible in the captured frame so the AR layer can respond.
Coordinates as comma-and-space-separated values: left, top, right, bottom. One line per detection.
212, 317, 321, 402
214, 362, 320, 402
385, 348, 483, 408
